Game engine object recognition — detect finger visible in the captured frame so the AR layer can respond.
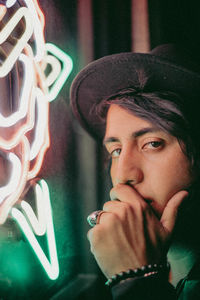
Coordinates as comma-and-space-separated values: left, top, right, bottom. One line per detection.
103, 200, 136, 225
160, 190, 188, 234
110, 184, 146, 207
103, 200, 122, 211
87, 211, 117, 242
97, 211, 118, 225
87, 210, 105, 227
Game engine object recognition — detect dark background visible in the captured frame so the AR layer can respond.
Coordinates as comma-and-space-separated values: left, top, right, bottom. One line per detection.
1, 0, 200, 299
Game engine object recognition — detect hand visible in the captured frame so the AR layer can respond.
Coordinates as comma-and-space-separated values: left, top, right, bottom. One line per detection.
87, 184, 188, 278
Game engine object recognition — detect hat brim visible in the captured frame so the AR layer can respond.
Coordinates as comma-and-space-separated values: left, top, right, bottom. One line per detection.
70, 52, 200, 141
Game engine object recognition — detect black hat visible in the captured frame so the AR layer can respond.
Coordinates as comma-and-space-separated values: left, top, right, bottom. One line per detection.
70, 44, 200, 141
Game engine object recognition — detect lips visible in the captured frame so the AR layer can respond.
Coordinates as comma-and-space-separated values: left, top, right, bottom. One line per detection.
133, 187, 153, 204
144, 198, 153, 204
140, 193, 162, 219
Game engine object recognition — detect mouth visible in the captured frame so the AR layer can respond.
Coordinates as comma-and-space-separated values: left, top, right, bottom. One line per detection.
150, 204, 162, 220
144, 198, 153, 204
143, 197, 162, 219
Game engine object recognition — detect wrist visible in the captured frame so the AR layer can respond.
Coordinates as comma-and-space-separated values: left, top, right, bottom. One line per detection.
105, 261, 170, 288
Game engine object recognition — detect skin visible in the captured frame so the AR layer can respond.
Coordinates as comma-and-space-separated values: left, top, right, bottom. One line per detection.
87, 104, 191, 279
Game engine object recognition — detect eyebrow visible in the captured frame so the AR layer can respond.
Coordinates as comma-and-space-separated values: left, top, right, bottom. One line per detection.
103, 127, 161, 145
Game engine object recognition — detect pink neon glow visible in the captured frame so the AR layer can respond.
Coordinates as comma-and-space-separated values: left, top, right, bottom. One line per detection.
0, 136, 30, 224
0, 54, 34, 127
0, 152, 22, 204
0, 0, 51, 223
0, 7, 34, 77
0, 5, 7, 20
32, 0, 45, 31
28, 88, 50, 180
23, 0, 46, 62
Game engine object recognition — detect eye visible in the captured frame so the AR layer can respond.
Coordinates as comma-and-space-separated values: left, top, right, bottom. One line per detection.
142, 140, 164, 150
111, 148, 121, 158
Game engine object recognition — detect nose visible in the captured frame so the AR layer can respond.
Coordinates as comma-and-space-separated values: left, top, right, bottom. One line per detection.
111, 149, 144, 186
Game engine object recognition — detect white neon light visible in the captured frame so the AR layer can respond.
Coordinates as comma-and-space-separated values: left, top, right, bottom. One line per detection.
6, 0, 17, 8
32, 0, 45, 31
23, 0, 45, 62
0, 152, 21, 204
45, 43, 73, 102
45, 55, 61, 87
0, 7, 34, 77
29, 87, 48, 160
0, 136, 30, 225
0, 5, 7, 20
21, 183, 46, 236
0, 87, 35, 149
11, 180, 59, 280
0, 54, 34, 127
0, 0, 74, 282
27, 127, 50, 180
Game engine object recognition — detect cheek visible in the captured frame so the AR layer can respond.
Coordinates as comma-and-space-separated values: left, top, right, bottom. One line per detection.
110, 163, 117, 185
148, 153, 192, 208
165, 152, 192, 189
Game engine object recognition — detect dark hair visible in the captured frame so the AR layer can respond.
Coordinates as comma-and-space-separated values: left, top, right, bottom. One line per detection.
96, 88, 200, 176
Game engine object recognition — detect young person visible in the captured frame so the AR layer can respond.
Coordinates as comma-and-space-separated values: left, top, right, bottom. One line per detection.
70, 44, 200, 299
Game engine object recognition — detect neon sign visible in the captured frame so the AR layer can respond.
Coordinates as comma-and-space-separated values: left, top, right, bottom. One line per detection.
11, 180, 59, 280
45, 43, 73, 102
0, 0, 73, 280
0, 7, 33, 77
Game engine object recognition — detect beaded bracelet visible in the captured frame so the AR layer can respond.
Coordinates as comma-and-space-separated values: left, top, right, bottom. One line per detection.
105, 262, 170, 288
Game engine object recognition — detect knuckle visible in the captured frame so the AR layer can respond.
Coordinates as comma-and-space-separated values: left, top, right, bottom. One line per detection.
87, 226, 103, 248
133, 200, 143, 214
102, 212, 119, 230
118, 205, 129, 220
122, 201, 131, 209
108, 212, 118, 224
100, 212, 116, 227
103, 201, 112, 211
103, 200, 120, 211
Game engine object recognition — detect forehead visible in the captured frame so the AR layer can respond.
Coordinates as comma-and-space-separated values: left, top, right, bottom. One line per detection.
104, 104, 155, 136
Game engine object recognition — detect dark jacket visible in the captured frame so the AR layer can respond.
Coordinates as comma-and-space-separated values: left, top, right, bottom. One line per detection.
111, 263, 200, 300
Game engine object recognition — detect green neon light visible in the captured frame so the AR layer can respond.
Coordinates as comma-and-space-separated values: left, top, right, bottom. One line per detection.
11, 179, 59, 280
45, 43, 73, 102
21, 182, 46, 236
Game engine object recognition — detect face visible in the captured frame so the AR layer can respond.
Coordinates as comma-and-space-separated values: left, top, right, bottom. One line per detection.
104, 104, 193, 217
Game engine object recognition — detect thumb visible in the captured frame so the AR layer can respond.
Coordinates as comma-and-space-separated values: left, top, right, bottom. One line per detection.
160, 190, 188, 234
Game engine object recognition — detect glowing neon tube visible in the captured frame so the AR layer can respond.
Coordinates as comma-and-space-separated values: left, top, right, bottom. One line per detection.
0, 7, 34, 77
0, 4, 7, 20
0, 136, 30, 225
11, 180, 59, 280
32, 0, 45, 32
21, 182, 46, 236
45, 54, 61, 87
0, 87, 35, 149
23, 0, 45, 62
45, 43, 73, 102
0, 152, 21, 204
29, 87, 49, 161
6, 0, 17, 8
28, 88, 50, 179
0, 53, 34, 127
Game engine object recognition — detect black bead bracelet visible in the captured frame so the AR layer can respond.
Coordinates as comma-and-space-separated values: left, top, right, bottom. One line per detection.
105, 262, 170, 288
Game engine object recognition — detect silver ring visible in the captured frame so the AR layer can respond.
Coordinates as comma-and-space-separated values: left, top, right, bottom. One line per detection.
87, 210, 104, 227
